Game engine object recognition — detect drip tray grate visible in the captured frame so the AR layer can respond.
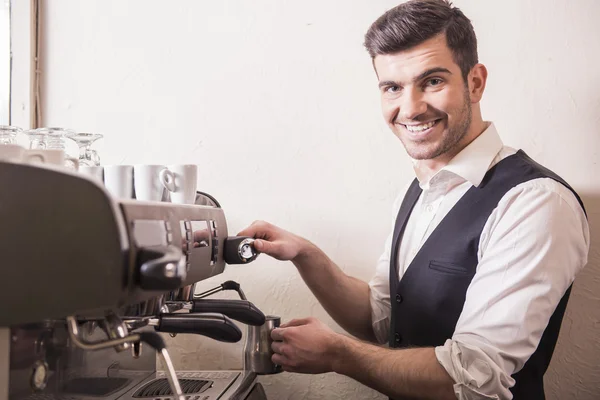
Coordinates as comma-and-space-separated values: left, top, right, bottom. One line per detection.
133, 378, 212, 397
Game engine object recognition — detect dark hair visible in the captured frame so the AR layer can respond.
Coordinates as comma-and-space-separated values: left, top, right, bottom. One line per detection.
364, 0, 478, 81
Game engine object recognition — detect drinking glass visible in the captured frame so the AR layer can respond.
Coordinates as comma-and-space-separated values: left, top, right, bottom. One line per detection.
0, 126, 22, 145
66, 132, 103, 167
26, 127, 78, 169
32, 127, 75, 150
24, 129, 47, 149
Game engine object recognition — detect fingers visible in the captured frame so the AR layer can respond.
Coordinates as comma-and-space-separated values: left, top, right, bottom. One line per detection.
271, 317, 315, 341
271, 344, 297, 372
279, 317, 313, 329
236, 220, 269, 238
271, 340, 284, 354
236, 221, 276, 255
272, 317, 314, 341
271, 327, 286, 341
271, 352, 293, 368
193, 229, 210, 242
236, 220, 299, 261
236, 226, 257, 238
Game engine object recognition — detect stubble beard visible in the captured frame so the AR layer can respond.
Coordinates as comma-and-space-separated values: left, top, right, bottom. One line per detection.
402, 89, 473, 161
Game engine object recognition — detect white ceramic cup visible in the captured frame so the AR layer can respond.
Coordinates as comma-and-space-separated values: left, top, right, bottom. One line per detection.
133, 164, 173, 202
0, 144, 27, 163
0, 145, 68, 170
162, 164, 198, 204
104, 165, 134, 199
0, 145, 62, 165
79, 166, 104, 183
25, 149, 66, 166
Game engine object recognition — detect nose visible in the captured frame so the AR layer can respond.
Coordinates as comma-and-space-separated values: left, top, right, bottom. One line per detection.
398, 89, 427, 121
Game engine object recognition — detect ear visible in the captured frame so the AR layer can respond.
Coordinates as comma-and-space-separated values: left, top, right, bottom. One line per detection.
467, 63, 487, 103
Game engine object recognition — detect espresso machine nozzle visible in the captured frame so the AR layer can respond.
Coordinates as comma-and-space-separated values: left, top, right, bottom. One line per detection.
62, 315, 185, 399
101, 312, 131, 352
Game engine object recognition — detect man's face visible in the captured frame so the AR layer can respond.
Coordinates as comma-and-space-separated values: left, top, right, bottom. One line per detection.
374, 34, 473, 163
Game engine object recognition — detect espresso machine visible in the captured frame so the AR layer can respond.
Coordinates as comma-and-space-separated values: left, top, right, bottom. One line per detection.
0, 161, 279, 400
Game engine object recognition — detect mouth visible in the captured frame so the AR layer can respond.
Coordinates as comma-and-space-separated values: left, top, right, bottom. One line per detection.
397, 119, 441, 139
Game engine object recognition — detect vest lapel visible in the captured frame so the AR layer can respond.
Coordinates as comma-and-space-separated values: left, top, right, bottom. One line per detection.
390, 179, 422, 278
388, 178, 422, 349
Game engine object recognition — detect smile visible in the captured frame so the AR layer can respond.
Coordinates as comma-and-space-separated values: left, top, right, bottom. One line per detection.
396, 119, 441, 139
404, 120, 437, 132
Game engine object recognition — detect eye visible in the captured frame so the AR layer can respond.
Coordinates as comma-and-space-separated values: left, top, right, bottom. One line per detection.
426, 78, 443, 86
384, 85, 401, 94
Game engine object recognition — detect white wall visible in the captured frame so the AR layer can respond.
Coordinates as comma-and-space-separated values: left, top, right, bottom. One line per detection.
0, 0, 10, 125
20, 0, 600, 398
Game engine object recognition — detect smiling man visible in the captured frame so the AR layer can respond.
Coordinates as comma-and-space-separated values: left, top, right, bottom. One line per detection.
238, 1, 589, 399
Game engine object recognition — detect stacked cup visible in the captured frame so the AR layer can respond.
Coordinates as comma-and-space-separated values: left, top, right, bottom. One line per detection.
1, 125, 66, 168
134, 164, 198, 204
0, 144, 67, 169
78, 164, 198, 204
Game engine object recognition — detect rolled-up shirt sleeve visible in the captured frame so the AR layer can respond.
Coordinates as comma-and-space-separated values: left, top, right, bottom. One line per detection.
369, 230, 393, 344
435, 179, 590, 399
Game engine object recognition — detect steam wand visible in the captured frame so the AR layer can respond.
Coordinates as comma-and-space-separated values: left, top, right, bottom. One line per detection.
66, 316, 185, 400
194, 280, 247, 300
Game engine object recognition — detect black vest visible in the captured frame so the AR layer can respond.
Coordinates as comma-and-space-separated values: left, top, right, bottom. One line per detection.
388, 150, 586, 400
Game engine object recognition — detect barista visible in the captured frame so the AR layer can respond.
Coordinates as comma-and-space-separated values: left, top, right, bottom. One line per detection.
237, 1, 589, 399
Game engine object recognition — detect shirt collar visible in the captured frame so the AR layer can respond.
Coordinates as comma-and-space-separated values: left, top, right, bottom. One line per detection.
413, 122, 503, 188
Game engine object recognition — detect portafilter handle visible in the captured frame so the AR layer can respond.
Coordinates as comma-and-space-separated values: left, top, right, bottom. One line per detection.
190, 299, 266, 326
150, 313, 243, 343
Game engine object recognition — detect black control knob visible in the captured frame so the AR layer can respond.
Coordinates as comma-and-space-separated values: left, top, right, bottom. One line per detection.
223, 237, 259, 264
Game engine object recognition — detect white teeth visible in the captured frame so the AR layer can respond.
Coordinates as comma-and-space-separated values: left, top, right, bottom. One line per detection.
405, 121, 435, 132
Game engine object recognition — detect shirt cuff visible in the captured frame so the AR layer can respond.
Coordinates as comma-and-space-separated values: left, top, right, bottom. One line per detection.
435, 339, 515, 400
369, 292, 390, 344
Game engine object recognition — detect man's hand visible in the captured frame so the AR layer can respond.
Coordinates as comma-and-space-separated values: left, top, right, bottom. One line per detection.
270, 317, 345, 374
237, 220, 309, 261
271, 318, 457, 400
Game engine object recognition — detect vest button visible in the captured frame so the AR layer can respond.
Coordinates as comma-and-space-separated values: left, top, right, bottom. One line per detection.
395, 294, 403, 303
395, 333, 402, 343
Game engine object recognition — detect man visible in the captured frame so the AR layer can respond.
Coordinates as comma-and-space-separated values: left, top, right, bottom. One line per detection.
238, 1, 589, 399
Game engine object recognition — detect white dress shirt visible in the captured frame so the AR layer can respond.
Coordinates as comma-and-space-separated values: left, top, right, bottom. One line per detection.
368, 123, 590, 399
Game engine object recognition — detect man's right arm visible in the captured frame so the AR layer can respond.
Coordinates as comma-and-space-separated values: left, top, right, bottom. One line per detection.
237, 221, 377, 343
292, 241, 377, 342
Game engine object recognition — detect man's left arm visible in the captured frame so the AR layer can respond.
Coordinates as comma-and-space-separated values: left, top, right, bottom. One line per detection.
337, 336, 457, 399
272, 317, 456, 400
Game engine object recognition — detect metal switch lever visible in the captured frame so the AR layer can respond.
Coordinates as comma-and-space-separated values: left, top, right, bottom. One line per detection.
137, 245, 186, 290
194, 280, 247, 300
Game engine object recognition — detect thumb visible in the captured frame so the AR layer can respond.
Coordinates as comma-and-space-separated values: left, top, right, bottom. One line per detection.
254, 239, 275, 255
253, 239, 289, 261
